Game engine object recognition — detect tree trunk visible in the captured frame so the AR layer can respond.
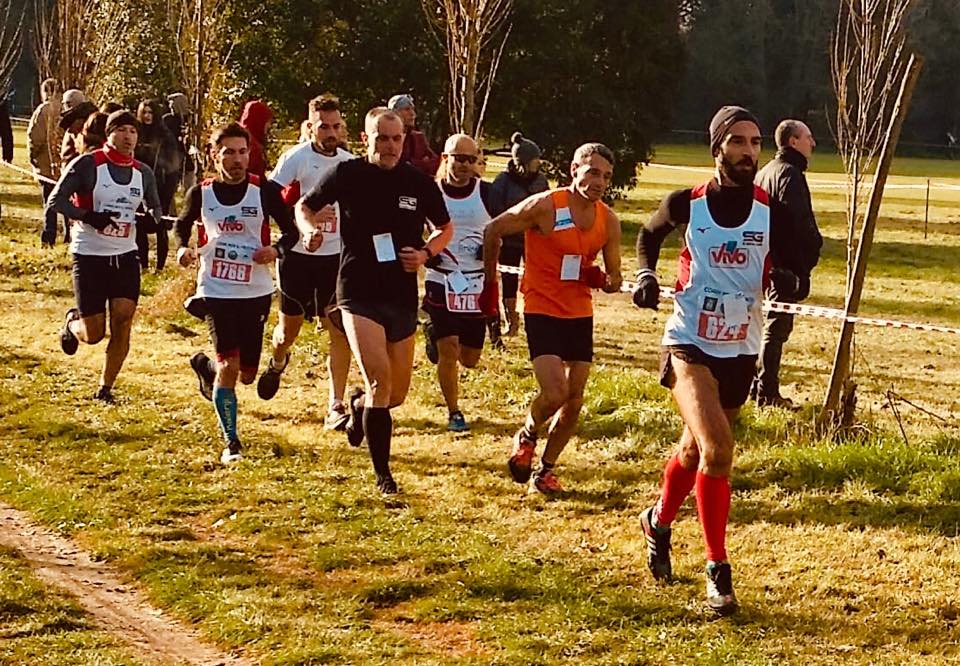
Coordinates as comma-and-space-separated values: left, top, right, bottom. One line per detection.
820, 53, 923, 429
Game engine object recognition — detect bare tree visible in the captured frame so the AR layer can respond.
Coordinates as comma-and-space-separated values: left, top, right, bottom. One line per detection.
822, 0, 921, 428
0, 0, 25, 96
32, 0, 56, 83
421, 0, 513, 138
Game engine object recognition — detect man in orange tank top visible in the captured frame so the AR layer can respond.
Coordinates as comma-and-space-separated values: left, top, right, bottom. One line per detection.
482, 143, 622, 494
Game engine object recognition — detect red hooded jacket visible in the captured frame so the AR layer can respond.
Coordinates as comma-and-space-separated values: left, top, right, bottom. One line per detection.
239, 100, 273, 179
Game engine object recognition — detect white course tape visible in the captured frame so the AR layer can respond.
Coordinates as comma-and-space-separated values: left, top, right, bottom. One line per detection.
1, 159, 179, 223
496, 264, 960, 336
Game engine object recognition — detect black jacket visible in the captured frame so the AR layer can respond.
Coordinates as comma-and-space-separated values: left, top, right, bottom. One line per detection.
755, 146, 822, 275
0, 101, 13, 163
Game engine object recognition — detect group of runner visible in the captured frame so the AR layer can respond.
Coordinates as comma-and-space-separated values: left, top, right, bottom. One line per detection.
46, 97, 811, 616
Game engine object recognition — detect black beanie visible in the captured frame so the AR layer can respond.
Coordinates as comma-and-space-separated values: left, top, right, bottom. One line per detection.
105, 110, 138, 137
709, 106, 761, 155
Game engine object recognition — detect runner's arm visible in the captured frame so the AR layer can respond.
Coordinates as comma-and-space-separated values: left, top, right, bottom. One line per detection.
261, 180, 299, 255
636, 189, 690, 274
600, 210, 623, 293
421, 177, 453, 261
46, 154, 95, 219
297, 161, 341, 237
175, 185, 202, 247
482, 191, 553, 284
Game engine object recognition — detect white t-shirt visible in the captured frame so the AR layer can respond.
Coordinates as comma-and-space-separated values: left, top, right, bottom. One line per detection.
270, 143, 355, 256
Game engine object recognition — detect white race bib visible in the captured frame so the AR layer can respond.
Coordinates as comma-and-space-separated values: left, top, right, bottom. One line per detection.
560, 254, 581, 281
373, 233, 396, 263
445, 273, 484, 313
210, 240, 256, 284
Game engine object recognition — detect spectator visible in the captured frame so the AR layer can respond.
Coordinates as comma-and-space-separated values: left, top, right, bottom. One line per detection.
29, 78, 66, 246
0, 99, 12, 163
238, 99, 273, 179
387, 93, 439, 176
77, 111, 108, 154
163, 93, 194, 193
59, 90, 90, 165
134, 100, 172, 272
100, 101, 125, 114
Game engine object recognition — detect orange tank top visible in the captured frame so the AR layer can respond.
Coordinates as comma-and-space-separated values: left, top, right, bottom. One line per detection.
521, 189, 609, 318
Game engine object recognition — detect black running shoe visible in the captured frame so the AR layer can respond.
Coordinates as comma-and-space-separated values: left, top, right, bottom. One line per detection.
345, 387, 365, 448
189, 352, 214, 401
257, 353, 288, 400
376, 473, 399, 495
93, 385, 114, 404
60, 308, 79, 355
220, 438, 243, 464
705, 561, 739, 616
422, 318, 438, 364
640, 506, 672, 581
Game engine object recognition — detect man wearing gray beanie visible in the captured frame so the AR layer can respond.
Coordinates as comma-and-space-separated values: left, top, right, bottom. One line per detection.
632, 105, 807, 616
489, 132, 548, 339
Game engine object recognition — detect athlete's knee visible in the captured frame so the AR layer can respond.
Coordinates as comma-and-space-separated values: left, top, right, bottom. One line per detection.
459, 351, 481, 369
437, 336, 459, 361
700, 443, 734, 475
80, 321, 106, 344
239, 369, 257, 385
541, 383, 570, 413
216, 356, 241, 382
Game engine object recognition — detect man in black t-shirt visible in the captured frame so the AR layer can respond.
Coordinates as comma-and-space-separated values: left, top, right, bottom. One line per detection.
298, 107, 453, 494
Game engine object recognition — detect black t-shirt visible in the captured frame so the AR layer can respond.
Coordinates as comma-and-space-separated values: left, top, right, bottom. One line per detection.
303, 159, 451, 309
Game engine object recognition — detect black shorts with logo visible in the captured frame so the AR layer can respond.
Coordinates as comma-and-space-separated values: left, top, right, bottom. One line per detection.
339, 300, 418, 343
278, 251, 339, 320
204, 295, 272, 372
422, 281, 486, 350
524, 313, 593, 363
660, 344, 757, 409
72, 251, 141, 316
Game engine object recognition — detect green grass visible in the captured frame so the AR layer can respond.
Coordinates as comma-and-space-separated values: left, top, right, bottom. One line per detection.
1, 131, 960, 664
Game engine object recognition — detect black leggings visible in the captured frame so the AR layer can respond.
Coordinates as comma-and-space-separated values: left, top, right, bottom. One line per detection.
499, 242, 523, 302
136, 223, 169, 271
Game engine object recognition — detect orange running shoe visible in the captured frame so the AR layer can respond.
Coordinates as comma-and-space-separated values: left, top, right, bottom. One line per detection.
533, 470, 564, 495
508, 429, 537, 483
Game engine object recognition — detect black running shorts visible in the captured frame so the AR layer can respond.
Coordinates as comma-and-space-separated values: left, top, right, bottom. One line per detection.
660, 344, 757, 409
278, 251, 339, 320
204, 295, 272, 372
340, 300, 418, 343
422, 282, 487, 350
524, 313, 593, 363
72, 251, 141, 316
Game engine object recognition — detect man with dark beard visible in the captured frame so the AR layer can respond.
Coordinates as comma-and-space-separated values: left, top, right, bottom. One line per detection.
632, 106, 805, 616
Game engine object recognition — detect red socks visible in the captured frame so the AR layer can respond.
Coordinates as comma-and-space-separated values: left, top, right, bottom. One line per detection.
695, 471, 731, 562
652, 454, 697, 528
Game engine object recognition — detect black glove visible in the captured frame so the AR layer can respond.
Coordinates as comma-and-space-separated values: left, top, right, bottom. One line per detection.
40, 228, 57, 246
83, 210, 120, 232
770, 267, 801, 300
632, 270, 660, 310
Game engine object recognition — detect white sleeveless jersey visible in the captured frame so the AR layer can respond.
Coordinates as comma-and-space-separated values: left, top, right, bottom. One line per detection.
70, 152, 144, 256
662, 183, 772, 357
269, 143, 354, 256
425, 178, 490, 286
195, 177, 275, 299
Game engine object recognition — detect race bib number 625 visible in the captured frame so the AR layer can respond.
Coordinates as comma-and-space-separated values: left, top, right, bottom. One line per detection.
697, 313, 748, 342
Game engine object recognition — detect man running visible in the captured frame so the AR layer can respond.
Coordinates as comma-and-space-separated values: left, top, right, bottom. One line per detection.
482, 143, 622, 495
633, 106, 805, 615
258, 95, 356, 431
50, 110, 163, 402
297, 107, 452, 494
422, 134, 492, 432
176, 122, 298, 464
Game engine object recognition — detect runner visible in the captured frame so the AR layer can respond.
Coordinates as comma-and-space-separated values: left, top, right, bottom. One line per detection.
482, 143, 622, 495
49, 110, 163, 403
258, 95, 356, 431
176, 122, 298, 464
297, 107, 452, 494
633, 105, 805, 615
422, 134, 492, 432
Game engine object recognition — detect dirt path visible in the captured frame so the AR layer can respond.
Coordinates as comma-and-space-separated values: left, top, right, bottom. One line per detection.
0, 503, 251, 666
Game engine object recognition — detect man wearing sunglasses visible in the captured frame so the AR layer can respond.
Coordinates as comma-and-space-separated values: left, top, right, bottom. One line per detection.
421, 134, 494, 432
482, 143, 623, 495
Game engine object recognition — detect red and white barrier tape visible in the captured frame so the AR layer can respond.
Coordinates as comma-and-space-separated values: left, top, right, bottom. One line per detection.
495, 264, 960, 336
1, 159, 179, 224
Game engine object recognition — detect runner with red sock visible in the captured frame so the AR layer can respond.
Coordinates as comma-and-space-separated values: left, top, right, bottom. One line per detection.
633, 106, 805, 615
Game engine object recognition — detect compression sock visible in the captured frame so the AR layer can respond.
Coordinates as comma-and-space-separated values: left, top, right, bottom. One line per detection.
213, 387, 238, 443
363, 407, 393, 479
695, 471, 731, 562
652, 454, 698, 529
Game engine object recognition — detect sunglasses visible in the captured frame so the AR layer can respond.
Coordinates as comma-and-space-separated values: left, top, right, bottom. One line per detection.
450, 154, 478, 164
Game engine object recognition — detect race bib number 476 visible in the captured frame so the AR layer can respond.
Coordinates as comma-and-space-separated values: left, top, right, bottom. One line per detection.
211, 259, 252, 283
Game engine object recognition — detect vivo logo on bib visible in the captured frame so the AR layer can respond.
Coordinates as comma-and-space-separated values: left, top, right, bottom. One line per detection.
709, 241, 748, 268
217, 216, 245, 233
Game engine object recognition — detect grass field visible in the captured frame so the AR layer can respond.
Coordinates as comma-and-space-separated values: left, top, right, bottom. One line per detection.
1, 126, 960, 664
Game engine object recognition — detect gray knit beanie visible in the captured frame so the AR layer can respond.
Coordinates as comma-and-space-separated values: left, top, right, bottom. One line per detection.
511, 132, 541, 167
